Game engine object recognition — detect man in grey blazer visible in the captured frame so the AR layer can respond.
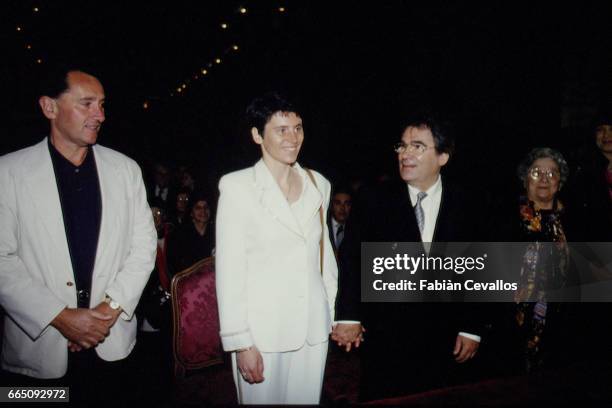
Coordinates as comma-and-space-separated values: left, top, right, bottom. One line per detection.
0, 67, 157, 402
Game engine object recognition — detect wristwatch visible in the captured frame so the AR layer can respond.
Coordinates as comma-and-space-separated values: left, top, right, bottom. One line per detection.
104, 295, 122, 311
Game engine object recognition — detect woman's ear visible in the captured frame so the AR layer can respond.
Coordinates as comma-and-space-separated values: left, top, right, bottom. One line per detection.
251, 127, 263, 145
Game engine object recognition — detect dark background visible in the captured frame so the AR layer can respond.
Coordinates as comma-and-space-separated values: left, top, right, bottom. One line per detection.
2, 1, 610, 197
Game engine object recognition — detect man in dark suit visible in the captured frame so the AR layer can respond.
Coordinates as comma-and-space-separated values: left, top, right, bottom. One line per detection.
565, 113, 612, 242
562, 114, 612, 371
146, 162, 177, 213
328, 187, 353, 253
333, 113, 484, 401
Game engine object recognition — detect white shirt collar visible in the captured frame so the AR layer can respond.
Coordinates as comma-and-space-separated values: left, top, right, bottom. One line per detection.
407, 175, 443, 244
407, 175, 442, 205
332, 217, 345, 232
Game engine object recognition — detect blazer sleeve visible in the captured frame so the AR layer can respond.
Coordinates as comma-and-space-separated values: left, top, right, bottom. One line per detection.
215, 175, 254, 351
104, 161, 157, 320
0, 159, 66, 340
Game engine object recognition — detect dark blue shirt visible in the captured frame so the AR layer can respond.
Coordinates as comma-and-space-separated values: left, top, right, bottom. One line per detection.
48, 140, 102, 302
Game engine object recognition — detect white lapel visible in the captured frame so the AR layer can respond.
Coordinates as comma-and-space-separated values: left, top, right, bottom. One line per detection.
91, 145, 120, 277
294, 164, 324, 235
22, 139, 73, 277
253, 159, 303, 237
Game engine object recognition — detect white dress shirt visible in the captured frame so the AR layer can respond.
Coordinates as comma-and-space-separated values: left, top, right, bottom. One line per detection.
155, 185, 168, 201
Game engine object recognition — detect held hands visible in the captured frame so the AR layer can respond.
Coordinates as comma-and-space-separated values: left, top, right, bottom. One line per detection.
453, 335, 479, 363
331, 323, 365, 352
237, 346, 264, 384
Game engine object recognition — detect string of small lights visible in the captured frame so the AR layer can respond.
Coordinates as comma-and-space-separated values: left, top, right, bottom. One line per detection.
14, 4, 44, 65
11, 3, 289, 110
158, 3, 288, 109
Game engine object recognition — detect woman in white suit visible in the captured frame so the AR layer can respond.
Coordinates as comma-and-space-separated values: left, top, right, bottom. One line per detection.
216, 93, 338, 404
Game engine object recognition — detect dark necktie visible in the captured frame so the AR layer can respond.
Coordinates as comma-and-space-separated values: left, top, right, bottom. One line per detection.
336, 224, 344, 247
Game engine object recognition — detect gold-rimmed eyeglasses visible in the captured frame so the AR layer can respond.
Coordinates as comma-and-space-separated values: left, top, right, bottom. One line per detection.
528, 167, 560, 181
393, 141, 435, 155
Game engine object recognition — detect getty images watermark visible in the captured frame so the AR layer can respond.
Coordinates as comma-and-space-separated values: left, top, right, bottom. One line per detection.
361, 242, 612, 302
372, 252, 515, 291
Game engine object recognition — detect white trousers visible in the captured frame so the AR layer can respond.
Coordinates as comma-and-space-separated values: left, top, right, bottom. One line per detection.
231, 341, 328, 405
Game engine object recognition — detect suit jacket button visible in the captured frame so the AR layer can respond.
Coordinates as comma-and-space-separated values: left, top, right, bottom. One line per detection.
66, 282, 74, 287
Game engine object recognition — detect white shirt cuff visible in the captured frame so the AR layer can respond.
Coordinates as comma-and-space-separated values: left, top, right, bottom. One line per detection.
334, 320, 361, 325
458, 332, 481, 342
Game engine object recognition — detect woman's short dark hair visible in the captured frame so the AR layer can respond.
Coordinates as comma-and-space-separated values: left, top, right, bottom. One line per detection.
593, 111, 611, 128
517, 147, 569, 188
403, 112, 455, 157
188, 189, 214, 213
246, 92, 299, 135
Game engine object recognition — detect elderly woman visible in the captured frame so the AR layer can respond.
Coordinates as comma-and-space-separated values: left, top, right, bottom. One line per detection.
215, 93, 337, 404
511, 147, 571, 373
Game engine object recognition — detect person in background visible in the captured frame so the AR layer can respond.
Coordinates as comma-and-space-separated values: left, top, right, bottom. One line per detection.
168, 188, 191, 228
563, 114, 612, 370
328, 186, 353, 253
565, 114, 612, 241
486, 147, 577, 377
513, 148, 572, 372
166, 190, 215, 276
147, 162, 175, 212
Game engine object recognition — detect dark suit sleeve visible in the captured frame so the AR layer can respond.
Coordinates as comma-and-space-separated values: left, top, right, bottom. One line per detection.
335, 218, 362, 321
448, 185, 493, 338
334, 184, 383, 322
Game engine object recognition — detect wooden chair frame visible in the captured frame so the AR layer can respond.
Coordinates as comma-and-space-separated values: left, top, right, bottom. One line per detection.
171, 256, 223, 377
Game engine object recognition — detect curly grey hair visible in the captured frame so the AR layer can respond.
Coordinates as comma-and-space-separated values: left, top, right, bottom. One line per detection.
517, 147, 569, 188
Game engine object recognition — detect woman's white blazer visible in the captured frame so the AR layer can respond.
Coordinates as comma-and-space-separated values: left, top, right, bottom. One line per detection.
215, 160, 338, 352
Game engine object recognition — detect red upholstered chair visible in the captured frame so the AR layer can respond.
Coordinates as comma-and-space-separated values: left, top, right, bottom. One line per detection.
171, 256, 236, 404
